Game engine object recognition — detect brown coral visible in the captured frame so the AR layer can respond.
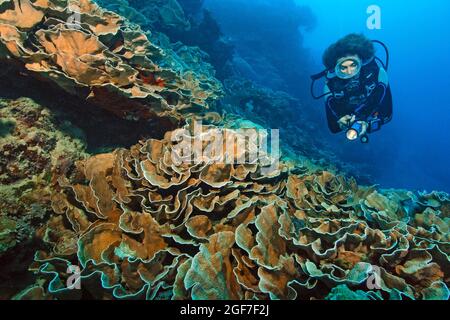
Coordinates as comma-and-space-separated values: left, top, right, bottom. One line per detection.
24, 124, 449, 300
0, 0, 223, 124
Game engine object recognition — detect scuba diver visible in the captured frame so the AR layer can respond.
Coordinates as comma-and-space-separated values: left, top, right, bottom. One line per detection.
311, 34, 393, 143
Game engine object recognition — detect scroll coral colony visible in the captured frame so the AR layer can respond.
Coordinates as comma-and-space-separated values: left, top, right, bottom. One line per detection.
0, 0, 224, 123
15, 122, 449, 300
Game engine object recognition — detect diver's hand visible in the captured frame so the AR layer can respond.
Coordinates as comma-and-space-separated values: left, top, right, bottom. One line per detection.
338, 115, 356, 129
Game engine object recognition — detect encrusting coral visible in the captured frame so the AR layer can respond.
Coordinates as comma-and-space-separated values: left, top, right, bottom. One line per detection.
0, 96, 89, 299
0, 0, 223, 124
0, 97, 88, 257
16, 123, 449, 300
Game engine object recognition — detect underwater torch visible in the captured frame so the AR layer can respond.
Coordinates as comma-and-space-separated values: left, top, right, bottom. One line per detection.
346, 121, 369, 143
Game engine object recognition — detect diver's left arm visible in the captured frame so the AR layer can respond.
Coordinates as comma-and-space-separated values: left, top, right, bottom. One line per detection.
375, 83, 393, 125
355, 67, 393, 126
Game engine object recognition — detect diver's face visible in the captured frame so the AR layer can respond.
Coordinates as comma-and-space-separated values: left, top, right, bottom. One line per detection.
339, 60, 358, 76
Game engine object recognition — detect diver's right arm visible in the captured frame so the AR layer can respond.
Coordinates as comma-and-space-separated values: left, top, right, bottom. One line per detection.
324, 84, 349, 133
325, 95, 346, 133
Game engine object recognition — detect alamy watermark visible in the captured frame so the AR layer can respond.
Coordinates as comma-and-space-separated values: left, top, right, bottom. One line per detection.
66, 2, 82, 30
66, 265, 81, 290
170, 121, 280, 175
366, 265, 382, 290
367, 4, 382, 30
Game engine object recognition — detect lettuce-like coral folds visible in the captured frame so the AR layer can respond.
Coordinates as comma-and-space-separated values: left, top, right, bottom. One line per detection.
21, 124, 449, 300
0, 0, 223, 123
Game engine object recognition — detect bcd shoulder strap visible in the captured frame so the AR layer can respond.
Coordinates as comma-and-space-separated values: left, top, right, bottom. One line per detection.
327, 59, 380, 103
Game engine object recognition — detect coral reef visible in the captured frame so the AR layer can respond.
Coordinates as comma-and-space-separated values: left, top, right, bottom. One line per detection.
0, 97, 87, 256
95, 0, 191, 32
0, 0, 223, 124
94, 0, 234, 79
94, 0, 226, 83
94, 0, 357, 180
16, 124, 449, 300
91, 0, 366, 181
220, 77, 373, 183
0, 0, 447, 301
0, 96, 88, 298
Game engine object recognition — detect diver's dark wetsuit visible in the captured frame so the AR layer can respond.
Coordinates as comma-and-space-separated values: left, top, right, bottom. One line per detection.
324, 59, 393, 133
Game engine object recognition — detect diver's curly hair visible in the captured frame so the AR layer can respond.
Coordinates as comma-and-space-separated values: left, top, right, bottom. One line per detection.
322, 33, 375, 70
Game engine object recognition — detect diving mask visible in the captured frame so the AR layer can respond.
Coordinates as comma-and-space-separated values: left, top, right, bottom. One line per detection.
335, 55, 362, 79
